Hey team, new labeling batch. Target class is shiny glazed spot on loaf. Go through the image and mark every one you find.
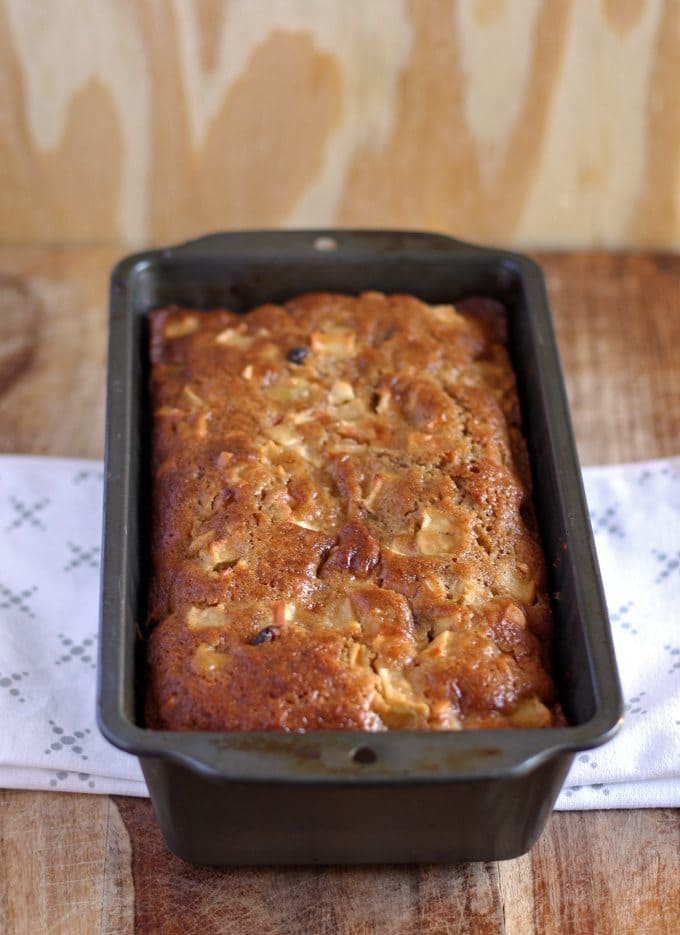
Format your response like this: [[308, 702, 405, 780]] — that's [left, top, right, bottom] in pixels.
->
[[146, 292, 562, 730]]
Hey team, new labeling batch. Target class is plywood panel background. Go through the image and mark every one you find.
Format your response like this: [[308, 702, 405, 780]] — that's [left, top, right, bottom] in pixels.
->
[[1, 0, 678, 249]]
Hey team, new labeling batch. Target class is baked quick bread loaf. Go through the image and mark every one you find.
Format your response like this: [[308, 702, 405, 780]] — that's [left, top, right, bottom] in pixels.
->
[[146, 292, 562, 730]]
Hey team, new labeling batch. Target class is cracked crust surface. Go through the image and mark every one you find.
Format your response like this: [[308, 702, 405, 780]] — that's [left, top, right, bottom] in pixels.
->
[[146, 292, 562, 730]]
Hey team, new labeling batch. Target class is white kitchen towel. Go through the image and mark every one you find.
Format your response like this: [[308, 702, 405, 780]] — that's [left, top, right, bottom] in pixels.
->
[[0, 454, 678, 808]]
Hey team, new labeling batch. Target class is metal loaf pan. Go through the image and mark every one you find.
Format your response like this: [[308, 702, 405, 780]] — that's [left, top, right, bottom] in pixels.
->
[[98, 230, 622, 865]]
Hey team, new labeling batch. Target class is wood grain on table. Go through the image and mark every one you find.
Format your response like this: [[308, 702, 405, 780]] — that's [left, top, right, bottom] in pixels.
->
[[0, 249, 678, 934]]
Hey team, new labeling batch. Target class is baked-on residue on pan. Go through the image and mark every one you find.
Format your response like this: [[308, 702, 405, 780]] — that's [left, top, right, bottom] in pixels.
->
[[146, 292, 562, 730]]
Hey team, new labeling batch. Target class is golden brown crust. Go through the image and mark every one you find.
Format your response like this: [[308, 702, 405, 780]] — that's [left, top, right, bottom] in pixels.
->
[[146, 292, 561, 731]]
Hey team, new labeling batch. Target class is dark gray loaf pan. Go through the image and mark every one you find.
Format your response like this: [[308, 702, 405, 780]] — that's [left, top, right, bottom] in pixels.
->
[[98, 230, 622, 865]]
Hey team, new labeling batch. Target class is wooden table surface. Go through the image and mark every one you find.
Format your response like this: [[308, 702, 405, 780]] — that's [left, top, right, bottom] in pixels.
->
[[0, 248, 678, 934]]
